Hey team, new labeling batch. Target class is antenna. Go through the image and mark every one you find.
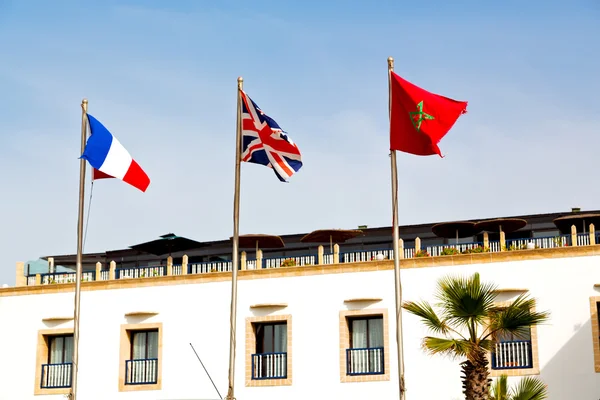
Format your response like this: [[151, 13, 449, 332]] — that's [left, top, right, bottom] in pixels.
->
[[190, 343, 223, 399]]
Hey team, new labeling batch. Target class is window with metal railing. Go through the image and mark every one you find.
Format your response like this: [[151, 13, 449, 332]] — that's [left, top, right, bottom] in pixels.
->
[[251, 322, 287, 379], [491, 330, 533, 370], [346, 316, 385, 375], [125, 330, 159, 385], [41, 335, 73, 389]]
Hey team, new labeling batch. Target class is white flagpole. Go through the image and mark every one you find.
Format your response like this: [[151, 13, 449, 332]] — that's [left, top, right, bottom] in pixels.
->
[[70, 98, 88, 400], [226, 77, 243, 400], [388, 57, 406, 400]]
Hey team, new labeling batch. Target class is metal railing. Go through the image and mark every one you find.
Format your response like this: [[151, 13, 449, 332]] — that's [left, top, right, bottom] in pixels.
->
[[125, 358, 158, 385], [491, 340, 533, 370], [264, 255, 315, 268], [39, 272, 95, 285], [188, 261, 232, 274], [342, 249, 393, 263], [116, 266, 165, 279], [346, 347, 384, 375], [41, 363, 72, 388], [577, 233, 590, 246], [427, 242, 485, 257], [251, 352, 287, 380], [506, 235, 569, 251]]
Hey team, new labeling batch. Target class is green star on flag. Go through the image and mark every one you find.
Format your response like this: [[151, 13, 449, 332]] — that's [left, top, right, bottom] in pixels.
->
[[409, 101, 435, 132]]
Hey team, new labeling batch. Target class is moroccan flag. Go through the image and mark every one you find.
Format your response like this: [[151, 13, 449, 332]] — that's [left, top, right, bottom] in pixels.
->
[[390, 71, 467, 156]]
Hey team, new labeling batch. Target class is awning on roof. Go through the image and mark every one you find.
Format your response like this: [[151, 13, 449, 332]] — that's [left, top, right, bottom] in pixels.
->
[[130, 233, 208, 256]]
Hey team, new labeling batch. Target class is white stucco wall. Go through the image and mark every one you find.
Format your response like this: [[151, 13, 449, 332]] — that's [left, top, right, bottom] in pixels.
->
[[1, 255, 600, 399]]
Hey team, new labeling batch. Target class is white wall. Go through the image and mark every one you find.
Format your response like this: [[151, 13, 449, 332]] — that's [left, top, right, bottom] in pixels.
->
[[1, 255, 600, 399]]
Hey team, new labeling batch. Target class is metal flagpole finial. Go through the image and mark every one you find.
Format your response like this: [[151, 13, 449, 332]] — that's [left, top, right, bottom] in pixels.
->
[[388, 57, 394, 70], [81, 99, 88, 109], [237, 76, 243, 89]]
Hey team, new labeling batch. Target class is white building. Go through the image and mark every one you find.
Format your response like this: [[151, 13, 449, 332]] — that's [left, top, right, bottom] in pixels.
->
[[2, 211, 600, 399]]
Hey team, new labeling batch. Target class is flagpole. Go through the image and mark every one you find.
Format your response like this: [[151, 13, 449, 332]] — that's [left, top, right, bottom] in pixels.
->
[[388, 57, 406, 400], [226, 77, 243, 400], [70, 98, 88, 400]]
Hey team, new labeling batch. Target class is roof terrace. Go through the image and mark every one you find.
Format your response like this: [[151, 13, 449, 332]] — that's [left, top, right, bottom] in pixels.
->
[[11, 208, 600, 287]]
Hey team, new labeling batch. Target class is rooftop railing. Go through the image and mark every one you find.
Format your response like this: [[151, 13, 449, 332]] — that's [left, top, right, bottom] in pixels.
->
[[20, 224, 598, 287]]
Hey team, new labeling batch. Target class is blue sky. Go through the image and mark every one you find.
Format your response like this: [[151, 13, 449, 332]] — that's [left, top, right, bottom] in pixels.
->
[[0, 0, 598, 284]]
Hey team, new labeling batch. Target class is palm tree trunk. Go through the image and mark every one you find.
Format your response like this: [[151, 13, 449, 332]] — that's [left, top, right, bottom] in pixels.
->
[[461, 349, 491, 400]]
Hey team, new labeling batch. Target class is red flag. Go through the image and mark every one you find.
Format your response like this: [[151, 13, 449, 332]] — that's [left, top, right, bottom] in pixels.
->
[[390, 71, 467, 157], [92, 168, 113, 180]]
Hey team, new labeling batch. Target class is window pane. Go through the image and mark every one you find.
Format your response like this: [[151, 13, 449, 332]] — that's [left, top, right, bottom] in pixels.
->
[[147, 331, 159, 359], [255, 325, 264, 353], [368, 318, 384, 348], [64, 336, 74, 362], [351, 319, 367, 348], [263, 325, 274, 353], [132, 332, 147, 359], [49, 337, 64, 364], [497, 327, 532, 342], [274, 324, 287, 353]]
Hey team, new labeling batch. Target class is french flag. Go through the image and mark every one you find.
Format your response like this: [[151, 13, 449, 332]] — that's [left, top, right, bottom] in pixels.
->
[[81, 114, 150, 192]]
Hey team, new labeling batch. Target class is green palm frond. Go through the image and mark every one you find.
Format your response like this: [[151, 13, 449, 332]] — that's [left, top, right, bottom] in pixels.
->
[[510, 376, 548, 400], [487, 294, 550, 340], [402, 300, 450, 335], [436, 272, 498, 330], [490, 374, 508, 400], [422, 336, 471, 358]]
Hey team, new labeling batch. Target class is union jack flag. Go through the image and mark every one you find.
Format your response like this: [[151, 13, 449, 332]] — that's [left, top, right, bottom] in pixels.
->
[[240, 90, 302, 182]]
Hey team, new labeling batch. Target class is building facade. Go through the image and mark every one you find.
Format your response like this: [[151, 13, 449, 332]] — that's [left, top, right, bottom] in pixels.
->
[[2, 211, 600, 399]]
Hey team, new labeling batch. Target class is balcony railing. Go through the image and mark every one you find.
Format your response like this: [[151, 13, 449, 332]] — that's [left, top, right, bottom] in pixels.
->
[[41, 363, 72, 388], [346, 347, 384, 375], [251, 352, 287, 380], [125, 358, 158, 385], [491, 340, 533, 370]]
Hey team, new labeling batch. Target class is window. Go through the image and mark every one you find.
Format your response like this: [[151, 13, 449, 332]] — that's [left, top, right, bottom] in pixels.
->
[[252, 322, 287, 380], [339, 309, 390, 383], [126, 330, 159, 385], [245, 315, 292, 386], [589, 298, 600, 372], [347, 317, 384, 375], [41, 335, 73, 389], [34, 329, 74, 396], [489, 297, 540, 377], [119, 323, 162, 392]]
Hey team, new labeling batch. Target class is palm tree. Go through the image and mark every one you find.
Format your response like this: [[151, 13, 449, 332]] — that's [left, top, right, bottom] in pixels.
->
[[490, 375, 548, 400], [402, 272, 549, 400]]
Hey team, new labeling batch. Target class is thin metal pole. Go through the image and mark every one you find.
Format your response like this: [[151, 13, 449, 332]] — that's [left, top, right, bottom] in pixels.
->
[[70, 98, 88, 400], [388, 57, 406, 400], [226, 77, 243, 400]]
